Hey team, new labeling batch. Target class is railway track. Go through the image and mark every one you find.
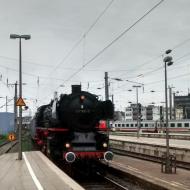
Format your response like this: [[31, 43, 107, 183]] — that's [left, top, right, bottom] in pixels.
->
[[77, 166, 146, 190], [0, 140, 9, 147], [78, 171, 130, 190], [0, 140, 18, 155], [56, 161, 145, 190]]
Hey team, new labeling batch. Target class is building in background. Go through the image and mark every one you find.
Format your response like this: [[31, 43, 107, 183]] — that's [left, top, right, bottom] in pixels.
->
[[125, 107, 133, 120], [21, 116, 32, 129], [114, 111, 125, 121], [125, 104, 160, 121], [174, 94, 190, 119], [116, 93, 190, 122], [0, 112, 15, 135]]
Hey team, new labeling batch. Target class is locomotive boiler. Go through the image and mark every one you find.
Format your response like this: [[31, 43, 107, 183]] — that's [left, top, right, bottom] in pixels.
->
[[31, 85, 114, 163]]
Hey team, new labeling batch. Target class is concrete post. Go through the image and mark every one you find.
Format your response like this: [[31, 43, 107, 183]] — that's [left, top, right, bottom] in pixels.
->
[[104, 72, 110, 131], [164, 62, 170, 173], [18, 38, 22, 160], [14, 82, 18, 132]]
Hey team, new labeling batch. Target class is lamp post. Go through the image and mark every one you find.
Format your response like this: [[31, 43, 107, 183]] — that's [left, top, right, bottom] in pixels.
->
[[132, 85, 142, 138], [163, 49, 173, 173], [10, 34, 31, 160]]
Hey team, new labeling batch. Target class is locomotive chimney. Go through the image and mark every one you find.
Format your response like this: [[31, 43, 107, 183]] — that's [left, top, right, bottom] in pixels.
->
[[72, 85, 81, 94]]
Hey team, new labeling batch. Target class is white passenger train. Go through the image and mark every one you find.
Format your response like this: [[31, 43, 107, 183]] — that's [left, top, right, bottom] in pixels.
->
[[110, 120, 190, 132]]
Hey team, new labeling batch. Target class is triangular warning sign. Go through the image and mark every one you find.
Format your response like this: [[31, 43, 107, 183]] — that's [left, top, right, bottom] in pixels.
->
[[16, 97, 26, 106]]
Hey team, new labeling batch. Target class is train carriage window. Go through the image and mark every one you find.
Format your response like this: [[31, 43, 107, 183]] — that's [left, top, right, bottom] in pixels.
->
[[185, 123, 189, 127], [135, 124, 137, 127], [126, 124, 129, 127], [122, 124, 125, 127], [164, 123, 166, 127], [115, 124, 117, 127], [118, 124, 121, 127], [140, 123, 143, 127], [170, 123, 175, 127], [145, 124, 148, 127], [177, 123, 182, 127], [131, 124, 133, 127]]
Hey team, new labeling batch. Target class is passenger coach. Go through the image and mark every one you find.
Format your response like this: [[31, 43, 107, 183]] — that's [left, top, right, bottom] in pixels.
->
[[110, 120, 190, 132]]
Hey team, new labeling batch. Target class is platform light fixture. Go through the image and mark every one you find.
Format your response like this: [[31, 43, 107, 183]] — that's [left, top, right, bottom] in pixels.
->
[[10, 34, 31, 160], [163, 49, 174, 173]]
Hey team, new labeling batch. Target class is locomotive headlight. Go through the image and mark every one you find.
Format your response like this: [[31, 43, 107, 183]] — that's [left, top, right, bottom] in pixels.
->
[[80, 95, 85, 100], [80, 95, 85, 103], [65, 143, 71, 148], [103, 143, 108, 148]]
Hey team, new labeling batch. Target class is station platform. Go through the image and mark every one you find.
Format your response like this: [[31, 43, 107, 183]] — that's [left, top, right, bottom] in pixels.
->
[[109, 135, 190, 149], [0, 151, 84, 190], [109, 135, 190, 167], [111, 154, 190, 190]]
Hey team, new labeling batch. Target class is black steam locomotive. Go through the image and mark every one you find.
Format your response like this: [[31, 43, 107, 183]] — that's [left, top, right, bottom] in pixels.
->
[[31, 85, 114, 163]]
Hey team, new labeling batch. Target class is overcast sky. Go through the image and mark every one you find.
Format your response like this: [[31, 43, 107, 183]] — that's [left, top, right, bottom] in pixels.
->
[[0, 0, 190, 114]]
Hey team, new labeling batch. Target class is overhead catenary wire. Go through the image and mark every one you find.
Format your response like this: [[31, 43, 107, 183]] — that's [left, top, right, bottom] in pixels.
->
[[2, 33, 189, 76], [8, 49, 190, 103], [37, 0, 115, 102], [145, 72, 190, 86], [5, 10, 190, 92], [110, 53, 190, 94], [172, 38, 190, 51], [36, 38, 190, 85], [116, 48, 190, 83], [40, 0, 165, 103], [0, 62, 106, 84], [84, 0, 115, 36], [0, 55, 53, 68], [2, 32, 189, 79], [117, 38, 190, 79], [57, 0, 164, 88], [12, 0, 190, 105], [0, 98, 14, 109], [94, 39, 190, 105], [114, 68, 190, 93], [39, 0, 115, 87], [115, 71, 190, 93], [131, 51, 190, 79]]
